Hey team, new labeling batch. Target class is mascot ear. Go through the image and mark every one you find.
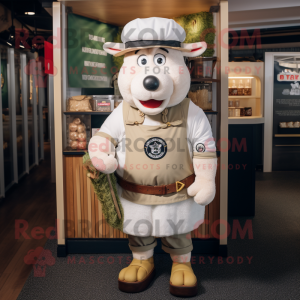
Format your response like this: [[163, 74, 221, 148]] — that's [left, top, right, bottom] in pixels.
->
[[182, 42, 207, 57], [103, 42, 125, 56]]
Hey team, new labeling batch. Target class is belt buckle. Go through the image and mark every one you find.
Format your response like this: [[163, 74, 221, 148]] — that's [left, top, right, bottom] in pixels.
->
[[176, 181, 185, 192]]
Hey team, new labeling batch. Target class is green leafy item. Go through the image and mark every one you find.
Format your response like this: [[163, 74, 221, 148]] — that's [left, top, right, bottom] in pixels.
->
[[174, 12, 215, 57], [83, 152, 124, 232]]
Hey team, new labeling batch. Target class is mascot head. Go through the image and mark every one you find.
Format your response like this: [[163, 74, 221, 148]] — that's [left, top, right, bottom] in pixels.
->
[[104, 17, 207, 115]]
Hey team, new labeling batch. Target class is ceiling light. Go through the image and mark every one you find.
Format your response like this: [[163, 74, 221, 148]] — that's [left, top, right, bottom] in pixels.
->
[[8, 25, 15, 38], [7, 17, 14, 47], [279, 62, 300, 68], [6, 34, 13, 47], [25, 12, 35, 15]]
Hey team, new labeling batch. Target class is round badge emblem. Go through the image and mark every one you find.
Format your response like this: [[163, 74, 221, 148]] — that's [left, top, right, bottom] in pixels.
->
[[144, 137, 167, 160], [196, 143, 206, 153]]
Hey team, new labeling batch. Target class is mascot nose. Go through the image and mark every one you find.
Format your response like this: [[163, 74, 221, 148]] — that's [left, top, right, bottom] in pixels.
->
[[143, 75, 159, 91]]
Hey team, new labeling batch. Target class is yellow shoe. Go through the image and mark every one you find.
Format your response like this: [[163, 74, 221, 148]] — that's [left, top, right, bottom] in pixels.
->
[[118, 257, 155, 293], [170, 262, 198, 297]]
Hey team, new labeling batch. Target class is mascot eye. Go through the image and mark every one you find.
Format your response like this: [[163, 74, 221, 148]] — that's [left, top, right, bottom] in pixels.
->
[[137, 55, 148, 66], [154, 54, 166, 66]]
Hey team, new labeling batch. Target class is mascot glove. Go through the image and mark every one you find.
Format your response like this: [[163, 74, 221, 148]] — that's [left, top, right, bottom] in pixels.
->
[[88, 135, 118, 174], [187, 157, 217, 206]]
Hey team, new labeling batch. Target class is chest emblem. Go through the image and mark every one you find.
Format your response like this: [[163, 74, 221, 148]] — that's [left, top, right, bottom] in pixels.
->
[[144, 137, 167, 160], [196, 143, 206, 153]]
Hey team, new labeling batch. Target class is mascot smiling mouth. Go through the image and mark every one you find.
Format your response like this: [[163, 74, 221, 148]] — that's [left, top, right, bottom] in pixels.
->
[[139, 99, 164, 108]]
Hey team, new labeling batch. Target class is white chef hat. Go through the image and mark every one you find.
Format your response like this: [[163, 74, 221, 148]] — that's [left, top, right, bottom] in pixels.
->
[[103, 17, 207, 57]]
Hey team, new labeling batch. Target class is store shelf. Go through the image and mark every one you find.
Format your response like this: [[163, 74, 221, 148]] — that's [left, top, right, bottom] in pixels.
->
[[275, 145, 300, 147], [274, 134, 300, 137], [277, 128, 300, 135], [204, 110, 218, 115], [64, 111, 111, 115], [191, 78, 220, 83], [228, 96, 260, 99], [228, 116, 264, 124], [63, 148, 86, 155]]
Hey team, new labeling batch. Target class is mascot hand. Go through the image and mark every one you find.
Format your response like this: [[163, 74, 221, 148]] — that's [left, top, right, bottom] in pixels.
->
[[90, 153, 118, 174], [187, 157, 217, 206], [187, 179, 216, 206], [88, 135, 118, 174]]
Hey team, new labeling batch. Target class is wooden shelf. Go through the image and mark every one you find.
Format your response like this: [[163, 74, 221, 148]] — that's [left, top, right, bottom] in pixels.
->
[[63, 0, 220, 26], [63, 148, 86, 155], [64, 111, 111, 115], [229, 115, 262, 119], [191, 78, 220, 83], [275, 134, 300, 137], [275, 145, 300, 147], [228, 96, 260, 99], [228, 116, 264, 124]]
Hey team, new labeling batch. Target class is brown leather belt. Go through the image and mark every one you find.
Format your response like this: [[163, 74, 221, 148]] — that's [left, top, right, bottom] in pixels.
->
[[116, 174, 195, 196]]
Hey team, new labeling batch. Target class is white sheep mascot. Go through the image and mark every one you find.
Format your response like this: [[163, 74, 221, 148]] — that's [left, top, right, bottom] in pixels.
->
[[88, 17, 217, 297]]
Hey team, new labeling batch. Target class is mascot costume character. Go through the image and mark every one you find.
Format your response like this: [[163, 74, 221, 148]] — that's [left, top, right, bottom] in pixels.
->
[[88, 17, 217, 297]]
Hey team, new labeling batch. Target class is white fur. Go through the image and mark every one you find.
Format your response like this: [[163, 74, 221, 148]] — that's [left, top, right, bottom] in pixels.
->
[[187, 158, 217, 206], [182, 41, 208, 57], [117, 48, 192, 115], [103, 42, 125, 56], [88, 136, 118, 174], [132, 249, 154, 260]]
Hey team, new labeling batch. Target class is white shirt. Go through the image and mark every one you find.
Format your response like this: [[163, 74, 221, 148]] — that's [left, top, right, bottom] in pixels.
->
[[97, 100, 216, 237], [99, 100, 216, 178]]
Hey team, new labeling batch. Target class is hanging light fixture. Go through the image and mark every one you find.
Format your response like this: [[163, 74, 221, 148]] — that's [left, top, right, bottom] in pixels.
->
[[9, 25, 15, 38], [31, 2, 38, 53], [6, 27, 15, 46], [18, 26, 25, 49], [7, 2, 15, 46], [6, 37, 13, 46], [277, 56, 300, 72]]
